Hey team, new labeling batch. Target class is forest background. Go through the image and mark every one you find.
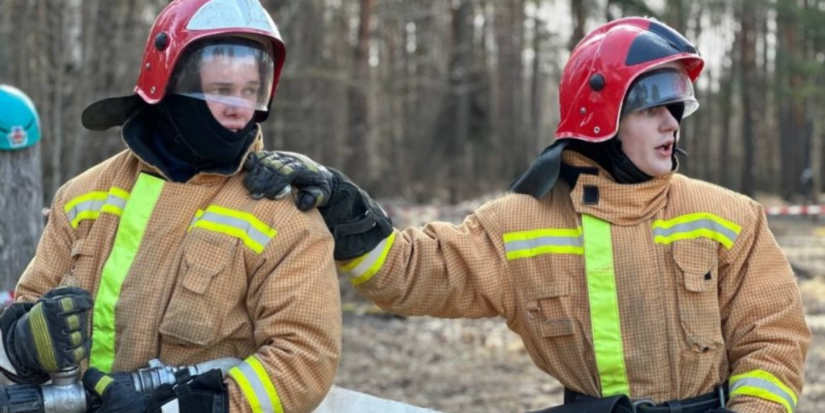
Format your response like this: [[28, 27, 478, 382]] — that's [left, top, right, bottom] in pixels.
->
[[2, 0, 824, 206]]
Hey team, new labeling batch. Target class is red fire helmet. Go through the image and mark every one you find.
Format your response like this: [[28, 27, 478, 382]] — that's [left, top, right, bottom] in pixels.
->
[[555, 17, 704, 142], [83, 0, 286, 130]]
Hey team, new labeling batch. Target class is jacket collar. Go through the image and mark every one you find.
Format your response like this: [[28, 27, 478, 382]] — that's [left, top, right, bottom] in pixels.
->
[[561, 150, 674, 226], [120, 111, 263, 186]]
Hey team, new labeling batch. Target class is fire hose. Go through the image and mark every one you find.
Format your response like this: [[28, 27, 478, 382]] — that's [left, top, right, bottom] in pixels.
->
[[0, 357, 241, 413]]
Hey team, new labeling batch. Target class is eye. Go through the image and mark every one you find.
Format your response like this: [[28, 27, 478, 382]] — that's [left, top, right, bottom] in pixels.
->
[[243, 87, 259, 96]]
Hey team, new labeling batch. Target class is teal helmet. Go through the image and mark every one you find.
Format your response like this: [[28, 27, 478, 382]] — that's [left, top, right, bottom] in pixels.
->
[[0, 85, 41, 150]]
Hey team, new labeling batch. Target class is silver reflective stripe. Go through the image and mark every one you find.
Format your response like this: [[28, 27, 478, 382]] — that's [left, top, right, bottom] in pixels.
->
[[195, 211, 272, 248], [652, 219, 738, 242], [65, 198, 106, 223], [106, 193, 128, 210], [731, 377, 796, 411], [188, 0, 280, 37], [342, 236, 390, 278], [235, 362, 275, 413], [504, 236, 583, 253], [65, 192, 128, 223]]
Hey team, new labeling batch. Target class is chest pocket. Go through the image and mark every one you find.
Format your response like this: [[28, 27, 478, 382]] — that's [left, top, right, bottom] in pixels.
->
[[526, 279, 574, 338], [159, 230, 251, 347], [673, 239, 723, 351]]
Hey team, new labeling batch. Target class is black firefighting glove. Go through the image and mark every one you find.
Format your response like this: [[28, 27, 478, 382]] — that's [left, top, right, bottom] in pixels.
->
[[0, 287, 93, 383], [242, 150, 393, 260], [320, 168, 394, 260], [243, 151, 334, 211], [84, 367, 229, 413]]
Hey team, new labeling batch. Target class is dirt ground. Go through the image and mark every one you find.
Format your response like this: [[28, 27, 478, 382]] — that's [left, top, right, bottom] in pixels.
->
[[331, 217, 825, 413]]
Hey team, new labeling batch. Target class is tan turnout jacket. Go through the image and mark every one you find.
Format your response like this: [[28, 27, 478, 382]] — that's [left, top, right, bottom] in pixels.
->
[[340, 151, 810, 413], [15, 135, 341, 413]]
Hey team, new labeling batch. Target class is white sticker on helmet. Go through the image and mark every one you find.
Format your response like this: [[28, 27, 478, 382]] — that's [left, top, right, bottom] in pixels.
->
[[188, 0, 280, 37]]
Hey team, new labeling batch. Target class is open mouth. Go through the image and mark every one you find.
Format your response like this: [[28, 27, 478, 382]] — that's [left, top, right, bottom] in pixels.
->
[[656, 142, 673, 156]]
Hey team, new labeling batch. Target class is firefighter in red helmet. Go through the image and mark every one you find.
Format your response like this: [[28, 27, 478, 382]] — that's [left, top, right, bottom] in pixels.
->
[[0, 1, 341, 413], [246, 17, 810, 413]]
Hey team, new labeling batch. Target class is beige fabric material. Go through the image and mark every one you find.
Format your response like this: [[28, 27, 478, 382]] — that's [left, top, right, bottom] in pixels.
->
[[353, 151, 810, 413], [16, 136, 341, 413]]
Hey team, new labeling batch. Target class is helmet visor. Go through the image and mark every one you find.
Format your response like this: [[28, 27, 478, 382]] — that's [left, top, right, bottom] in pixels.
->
[[169, 40, 274, 111], [622, 67, 699, 118]]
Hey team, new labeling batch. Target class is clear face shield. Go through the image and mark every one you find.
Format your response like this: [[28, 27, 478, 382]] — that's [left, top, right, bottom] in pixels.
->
[[621, 67, 699, 119], [168, 38, 275, 112]]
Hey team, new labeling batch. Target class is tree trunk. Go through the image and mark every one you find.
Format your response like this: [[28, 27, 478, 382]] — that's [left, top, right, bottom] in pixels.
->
[[568, 0, 586, 51], [344, 0, 373, 186], [448, 0, 473, 203], [739, 0, 757, 196], [0, 146, 44, 292]]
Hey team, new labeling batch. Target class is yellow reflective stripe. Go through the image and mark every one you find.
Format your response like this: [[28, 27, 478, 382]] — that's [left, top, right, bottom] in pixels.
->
[[228, 355, 283, 413], [69, 211, 102, 228], [188, 206, 277, 254], [652, 213, 742, 249], [502, 227, 582, 242], [64, 191, 107, 213], [503, 227, 584, 259], [730, 369, 797, 413], [338, 253, 369, 273], [64, 188, 130, 228], [90, 174, 164, 372], [94, 375, 114, 396], [229, 368, 263, 413], [247, 357, 282, 413], [653, 213, 741, 233], [206, 205, 277, 239], [338, 232, 397, 286], [582, 215, 629, 397]]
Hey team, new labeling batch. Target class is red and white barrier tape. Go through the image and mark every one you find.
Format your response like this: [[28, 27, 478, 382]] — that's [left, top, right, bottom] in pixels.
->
[[765, 205, 824, 216]]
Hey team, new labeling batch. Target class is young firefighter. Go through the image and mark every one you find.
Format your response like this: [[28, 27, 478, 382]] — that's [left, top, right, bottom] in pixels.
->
[[0, 1, 341, 412], [244, 17, 810, 413]]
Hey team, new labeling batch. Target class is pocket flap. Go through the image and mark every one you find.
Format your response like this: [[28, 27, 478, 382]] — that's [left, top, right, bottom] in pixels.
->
[[541, 319, 574, 337], [673, 240, 717, 293], [673, 240, 717, 275], [182, 232, 235, 294]]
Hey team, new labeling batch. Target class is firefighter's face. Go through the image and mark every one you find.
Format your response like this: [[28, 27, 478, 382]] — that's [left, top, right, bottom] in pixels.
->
[[199, 55, 261, 132], [617, 104, 680, 177]]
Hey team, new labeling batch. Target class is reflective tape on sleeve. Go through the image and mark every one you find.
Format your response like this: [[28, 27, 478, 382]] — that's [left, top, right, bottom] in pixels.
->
[[337, 232, 397, 286], [730, 369, 797, 413], [228, 355, 283, 413]]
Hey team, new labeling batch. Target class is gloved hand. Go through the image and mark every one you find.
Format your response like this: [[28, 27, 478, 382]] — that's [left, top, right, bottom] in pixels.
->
[[0, 287, 93, 383], [84, 368, 175, 413], [242, 150, 393, 260], [243, 151, 335, 211], [84, 367, 229, 413]]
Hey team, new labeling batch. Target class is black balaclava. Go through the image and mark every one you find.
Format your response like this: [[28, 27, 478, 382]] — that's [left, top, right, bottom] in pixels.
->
[[566, 102, 685, 184], [156, 94, 258, 170]]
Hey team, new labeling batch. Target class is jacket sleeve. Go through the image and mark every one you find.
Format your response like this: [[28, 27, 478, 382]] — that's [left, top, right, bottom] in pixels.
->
[[15, 185, 74, 302], [718, 202, 811, 413], [340, 199, 516, 320], [0, 186, 74, 380], [225, 210, 341, 413]]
